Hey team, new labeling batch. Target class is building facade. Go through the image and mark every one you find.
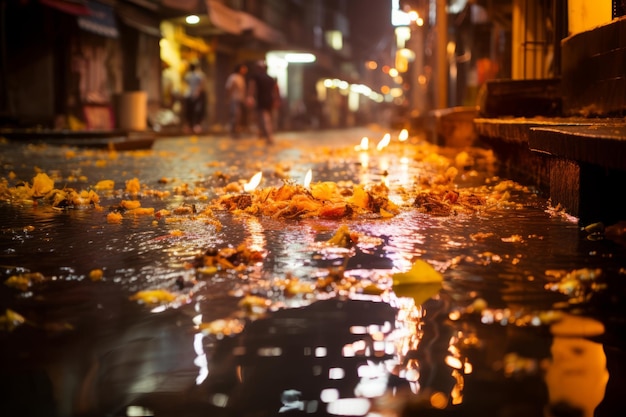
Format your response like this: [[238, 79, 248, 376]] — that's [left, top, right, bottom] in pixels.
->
[[0, 0, 396, 133]]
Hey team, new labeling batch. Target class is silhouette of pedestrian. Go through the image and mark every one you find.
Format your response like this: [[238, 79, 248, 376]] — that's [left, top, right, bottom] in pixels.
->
[[247, 61, 279, 144], [225, 63, 248, 137], [183, 62, 206, 134]]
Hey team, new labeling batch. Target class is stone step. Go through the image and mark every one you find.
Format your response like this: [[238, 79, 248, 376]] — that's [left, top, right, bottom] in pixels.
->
[[529, 124, 626, 171], [474, 117, 626, 225]]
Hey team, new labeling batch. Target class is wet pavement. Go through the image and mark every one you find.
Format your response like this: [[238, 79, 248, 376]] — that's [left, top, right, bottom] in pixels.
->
[[0, 127, 625, 417]]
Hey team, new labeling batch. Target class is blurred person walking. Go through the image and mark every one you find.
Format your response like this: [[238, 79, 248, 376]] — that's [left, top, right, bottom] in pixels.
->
[[225, 63, 248, 137], [183, 62, 207, 134], [247, 61, 279, 144]]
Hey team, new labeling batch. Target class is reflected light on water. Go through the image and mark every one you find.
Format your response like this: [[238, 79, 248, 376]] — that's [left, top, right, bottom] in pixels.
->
[[193, 332, 209, 384], [546, 315, 608, 417], [280, 389, 305, 412], [444, 355, 463, 370], [378, 156, 389, 174], [126, 406, 154, 416], [375, 153, 391, 189], [430, 391, 449, 409], [390, 156, 412, 198], [358, 150, 371, 185], [243, 216, 266, 253], [321, 388, 340, 402], [355, 361, 388, 398], [359, 151, 369, 170], [210, 393, 229, 407], [327, 397, 371, 415], [328, 367, 345, 379]]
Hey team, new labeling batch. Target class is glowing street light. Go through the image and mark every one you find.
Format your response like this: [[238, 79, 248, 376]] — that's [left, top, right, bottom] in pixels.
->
[[185, 15, 200, 24]]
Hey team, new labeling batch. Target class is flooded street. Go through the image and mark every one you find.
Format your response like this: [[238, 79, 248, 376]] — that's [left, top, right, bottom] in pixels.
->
[[1, 127, 625, 417]]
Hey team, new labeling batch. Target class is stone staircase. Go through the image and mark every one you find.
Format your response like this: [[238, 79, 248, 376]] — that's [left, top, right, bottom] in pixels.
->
[[474, 16, 626, 226]]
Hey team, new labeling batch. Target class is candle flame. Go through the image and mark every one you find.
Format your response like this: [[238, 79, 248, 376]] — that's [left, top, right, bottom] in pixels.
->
[[399, 129, 409, 142], [304, 169, 312, 188], [243, 171, 263, 192], [377, 133, 391, 151], [354, 136, 369, 151]]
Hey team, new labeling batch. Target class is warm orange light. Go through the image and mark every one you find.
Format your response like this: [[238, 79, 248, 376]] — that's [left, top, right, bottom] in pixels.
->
[[377, 133, 391, 151], [430, 391, 449, 409], [355, 136, 369, 151], [366, 60, 378, 70], [445, 355, 463, 370], [381, 85, 390, 94], [399, 128, 409, 141], [243, 171, 263, 192], [304, 169, 312, 188]]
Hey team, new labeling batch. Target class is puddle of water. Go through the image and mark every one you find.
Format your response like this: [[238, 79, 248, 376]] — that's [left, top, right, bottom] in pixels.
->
[[1, 131, 624, 417]]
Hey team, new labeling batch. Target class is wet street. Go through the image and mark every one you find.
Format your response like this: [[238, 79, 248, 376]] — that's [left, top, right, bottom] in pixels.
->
[[1, 126, 625, 417]]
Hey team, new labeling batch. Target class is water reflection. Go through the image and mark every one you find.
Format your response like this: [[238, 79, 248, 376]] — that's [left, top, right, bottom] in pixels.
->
[[1, 130, 625, 416], [546, 315, 608, 417], [197, 297, 405, 416]]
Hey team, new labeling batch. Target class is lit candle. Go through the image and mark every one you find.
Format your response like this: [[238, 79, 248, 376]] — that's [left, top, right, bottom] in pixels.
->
[[354, 136, 369, 152], [243, 171, 263, 192], [376, 133, 390, 151]]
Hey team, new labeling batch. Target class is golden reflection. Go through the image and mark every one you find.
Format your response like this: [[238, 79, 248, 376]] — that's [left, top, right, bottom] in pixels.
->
[[243, 216, 266, 253], [444, 329, 472, 406], [358, 151, 370, 169], [546, 314, 608, 417], [399, 128, 409, 142], [354, 136, 371, 183], [379, 155, 389, 173], [378, 155, 391, 189], [450, 369, 464, 405], [444, 355, 463, 370], [430, 391, 449, 408]]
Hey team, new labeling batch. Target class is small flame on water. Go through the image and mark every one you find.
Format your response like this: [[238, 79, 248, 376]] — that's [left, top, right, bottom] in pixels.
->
[[354, 136, 369, 151], [399, 129, 408, 142], [243, 171, 263, 192], [377, 133, 391, 151], [304, 169, 312, 188]]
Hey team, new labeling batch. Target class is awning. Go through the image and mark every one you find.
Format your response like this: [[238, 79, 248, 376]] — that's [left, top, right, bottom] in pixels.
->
[[40, 0, 90, 15], [205, 0, 285, 44], [78, 0, 119, 38], [116, 2, 161, 37], [239, 12, 285, 45], [206, 0, 242, 35], [161, 0, 200, 13]]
